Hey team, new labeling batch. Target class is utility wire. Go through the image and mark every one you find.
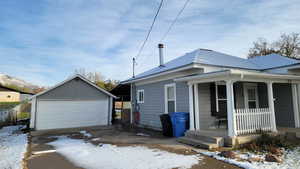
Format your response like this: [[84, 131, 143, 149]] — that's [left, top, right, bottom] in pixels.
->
[[160, 0, 191, 42], [134, 0, 164, 61]]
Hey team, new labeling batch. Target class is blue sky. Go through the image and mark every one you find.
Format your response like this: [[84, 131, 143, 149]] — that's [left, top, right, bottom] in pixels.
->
[[0, 0, 300, 86]]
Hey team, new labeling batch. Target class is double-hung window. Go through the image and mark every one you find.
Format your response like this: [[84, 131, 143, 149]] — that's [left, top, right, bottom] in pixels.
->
[[244, 83, 258, 109], [165, 83, 176, 113], [137, 89, 144, 103], [215, 82, 227, 114]]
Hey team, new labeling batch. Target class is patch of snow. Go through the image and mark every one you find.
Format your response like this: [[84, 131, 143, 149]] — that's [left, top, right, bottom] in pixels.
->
[[91, 138, 101, 141], [79, 130, 92, 138], [202, 148, 300, 169], [48, 136, 200, 169], [0, 125, 28, 169], [136, 133, 150, 137]]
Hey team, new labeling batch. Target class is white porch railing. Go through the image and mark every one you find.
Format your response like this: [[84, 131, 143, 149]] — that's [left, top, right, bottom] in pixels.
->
[[235, 108, 273, 135], [0, 105, 20, 126]]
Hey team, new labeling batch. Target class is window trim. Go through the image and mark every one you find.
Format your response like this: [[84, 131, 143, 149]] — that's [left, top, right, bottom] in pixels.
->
[[243, 83, 259, 109], [164, 83, 176, 114], [137, 89, 144, 103], [215, 82, 227, 112]]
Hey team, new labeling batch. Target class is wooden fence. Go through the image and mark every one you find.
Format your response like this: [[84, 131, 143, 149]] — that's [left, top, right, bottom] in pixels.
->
[[235, 108, 273, 135], [0, 105, 20, 126]]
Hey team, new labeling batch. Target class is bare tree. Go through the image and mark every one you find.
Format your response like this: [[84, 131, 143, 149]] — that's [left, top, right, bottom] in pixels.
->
[[74, 68, 105, 83], [248, 32, 300, 59], [248, 38, 279, 58], [276, 33, 300, 58]]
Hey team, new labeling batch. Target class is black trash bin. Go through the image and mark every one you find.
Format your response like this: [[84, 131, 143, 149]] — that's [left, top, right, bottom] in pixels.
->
[[160, 114, 173, 137]]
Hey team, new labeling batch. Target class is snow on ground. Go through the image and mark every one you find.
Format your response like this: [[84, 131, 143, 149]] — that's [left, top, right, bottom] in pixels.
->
[[48, 136, 201, 169], [0, 125, 28, 169], [202, 148, 300, 169], [79, 130, 92, 138]]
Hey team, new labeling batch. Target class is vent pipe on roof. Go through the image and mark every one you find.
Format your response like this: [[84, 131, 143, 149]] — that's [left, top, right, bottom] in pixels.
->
[[158, 43, 164, 67]]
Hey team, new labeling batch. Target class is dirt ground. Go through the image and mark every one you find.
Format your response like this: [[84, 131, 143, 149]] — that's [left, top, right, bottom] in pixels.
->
[[25, 126, 241, 169]]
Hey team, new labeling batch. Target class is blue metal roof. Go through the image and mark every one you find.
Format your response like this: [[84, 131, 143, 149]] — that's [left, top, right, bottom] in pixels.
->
[[247, 53, 299, 69], [124, 49, 300, 82]]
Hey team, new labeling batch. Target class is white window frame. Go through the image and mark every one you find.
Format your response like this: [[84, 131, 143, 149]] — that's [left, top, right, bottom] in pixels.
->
[[215, 82, 227, 112], [243, 83, 259, 109], [164, 83, 176, 114], [137, 89, 144, 103]]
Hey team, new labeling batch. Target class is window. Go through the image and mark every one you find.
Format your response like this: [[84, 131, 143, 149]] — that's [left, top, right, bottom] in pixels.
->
[[215, 82, 227, 113], [165, 83, 176, 113], [244, 84, 258, 109], [137, 90, 144, 103], [7, 95, 11, 98]]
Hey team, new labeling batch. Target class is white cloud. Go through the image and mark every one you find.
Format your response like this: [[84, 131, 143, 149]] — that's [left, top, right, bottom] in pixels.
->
[[0, 0, 299, 86]]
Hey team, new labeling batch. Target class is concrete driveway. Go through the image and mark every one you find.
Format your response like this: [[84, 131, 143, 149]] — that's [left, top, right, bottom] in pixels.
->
[[25, 126, 241, 169]]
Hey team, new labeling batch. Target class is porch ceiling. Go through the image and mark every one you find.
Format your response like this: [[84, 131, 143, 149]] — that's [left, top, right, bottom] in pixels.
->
[[174, 69, 300, 84]]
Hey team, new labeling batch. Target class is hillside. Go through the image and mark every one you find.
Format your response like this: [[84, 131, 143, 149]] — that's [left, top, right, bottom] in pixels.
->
[[0, 73, 39, 93]]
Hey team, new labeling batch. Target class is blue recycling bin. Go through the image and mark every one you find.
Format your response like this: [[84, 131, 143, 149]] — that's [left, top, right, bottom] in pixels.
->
[[169, 112, 189, 137]]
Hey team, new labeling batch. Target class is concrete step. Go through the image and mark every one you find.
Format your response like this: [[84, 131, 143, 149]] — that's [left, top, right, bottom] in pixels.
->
[[185, 130, 224, 147], [177, 137, 219, 150], [296, 132, 300, 139]]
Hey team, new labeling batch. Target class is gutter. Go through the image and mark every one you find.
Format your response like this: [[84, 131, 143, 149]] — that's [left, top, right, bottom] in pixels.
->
[[121, 63, 198, 84], [175, 69, 300, 82]]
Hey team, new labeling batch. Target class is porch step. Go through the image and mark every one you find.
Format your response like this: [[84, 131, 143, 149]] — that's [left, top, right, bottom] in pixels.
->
[[184, 130, 224, 147], [177, 137, 219, 150]]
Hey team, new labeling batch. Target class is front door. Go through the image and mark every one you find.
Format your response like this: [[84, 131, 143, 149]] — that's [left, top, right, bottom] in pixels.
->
[[244, 83, 259, 109], [273, 83, 295, 127]]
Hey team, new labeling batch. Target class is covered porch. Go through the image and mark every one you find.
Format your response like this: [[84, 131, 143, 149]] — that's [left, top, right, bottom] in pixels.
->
[[176, 70, 300, 138]]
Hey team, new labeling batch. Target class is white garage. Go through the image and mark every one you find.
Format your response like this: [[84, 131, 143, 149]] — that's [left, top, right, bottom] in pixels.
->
[[30, 74, 116, 130]]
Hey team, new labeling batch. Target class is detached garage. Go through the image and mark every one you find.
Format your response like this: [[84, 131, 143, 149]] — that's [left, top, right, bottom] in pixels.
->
[[30, 74, 117, 130]]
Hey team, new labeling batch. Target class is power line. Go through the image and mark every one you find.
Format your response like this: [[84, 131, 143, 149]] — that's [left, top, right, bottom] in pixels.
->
[[134, 0, 164, 61], [160, 0, 191, 42]]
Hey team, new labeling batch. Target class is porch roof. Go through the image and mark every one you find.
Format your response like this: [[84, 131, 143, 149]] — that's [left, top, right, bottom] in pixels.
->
[[174, 69, 300, 84]]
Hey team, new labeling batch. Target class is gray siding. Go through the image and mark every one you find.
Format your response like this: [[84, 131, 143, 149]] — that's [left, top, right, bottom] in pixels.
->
[[38, 78, 108, 100], [273, 83, 295, 127], [134, 80, 189, 129], [198, 83, 215, 129], [176, 82, 189, 112]]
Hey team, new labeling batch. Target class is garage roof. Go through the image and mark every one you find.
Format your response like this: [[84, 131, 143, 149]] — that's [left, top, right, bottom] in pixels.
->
[[31, 74, 117, 99]]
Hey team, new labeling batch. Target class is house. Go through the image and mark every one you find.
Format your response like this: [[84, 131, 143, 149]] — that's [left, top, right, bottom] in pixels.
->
[[0, 84, 34, 102], [122, 44, 300, 148], [30, 74, 117, 130]]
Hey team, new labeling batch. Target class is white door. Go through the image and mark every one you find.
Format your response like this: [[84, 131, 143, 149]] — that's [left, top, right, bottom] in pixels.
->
[[36, 100, 109, 130]]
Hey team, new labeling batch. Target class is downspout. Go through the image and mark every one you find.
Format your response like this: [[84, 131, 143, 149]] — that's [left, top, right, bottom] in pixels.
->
[[130, 83, 133, 124], [34, 98, 37, 130]]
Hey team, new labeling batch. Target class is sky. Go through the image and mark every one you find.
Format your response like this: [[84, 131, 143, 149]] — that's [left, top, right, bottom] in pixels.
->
[[0, 0, 300, 86]]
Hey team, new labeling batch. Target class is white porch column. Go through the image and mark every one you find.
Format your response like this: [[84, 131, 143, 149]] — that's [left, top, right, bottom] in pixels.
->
[[226, 80, 236, 137], [194, 84, 200, 130], [188, 84, 195, 130], [267, 82, 277, 132], [292, 84, 300, 128]]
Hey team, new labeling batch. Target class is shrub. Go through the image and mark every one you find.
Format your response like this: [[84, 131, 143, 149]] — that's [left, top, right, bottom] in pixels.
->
[[17, 112, 30, 120], [241, 133, 296, 153]]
